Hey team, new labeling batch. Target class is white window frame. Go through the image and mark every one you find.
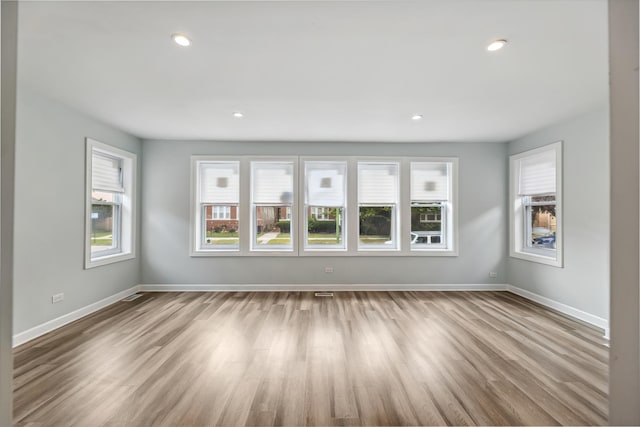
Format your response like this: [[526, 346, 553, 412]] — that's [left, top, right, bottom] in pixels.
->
[[357, 160, 401, 252], [411, 202, 447, 249], [249, 158, 298, 254], [190, 155, 458, 257], [91, 187, 122, 257], [408, 159, 458, 255], [191, 157, 242, 255], [211, 205, 232, 220], [85, 138, 136, 269], [301, 158, 348, 253], [509, 141, 563, 267]]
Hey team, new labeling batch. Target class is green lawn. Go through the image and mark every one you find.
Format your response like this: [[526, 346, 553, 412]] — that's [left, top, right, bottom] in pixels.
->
[[91, 231, 113, 246], [256, 232, 291, 245], [264, 238, 291, 245], [206, 231, 239, 238], [308, 233, 342, 245], [359, 235, 390, 244], [204, 231, 240, 245]]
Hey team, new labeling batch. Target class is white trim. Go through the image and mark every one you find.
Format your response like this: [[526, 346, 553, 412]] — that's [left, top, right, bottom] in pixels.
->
[[85, 138, 137, 269], [140, 283, 607, 337], [507, 285, 609, 338], [12, 284, 609, 348], [12, 285, 141, 347], [248, 156, 299, 255], [509, 141, 563, 267], [191, 155, 458, 257], [140, 283, 509, 292]]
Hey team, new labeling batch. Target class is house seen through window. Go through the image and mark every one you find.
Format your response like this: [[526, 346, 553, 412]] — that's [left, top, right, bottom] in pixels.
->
[[191, 156, 457, 256]]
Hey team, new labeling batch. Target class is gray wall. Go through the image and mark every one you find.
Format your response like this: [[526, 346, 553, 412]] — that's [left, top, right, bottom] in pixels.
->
[[141, 140, 507, 285], [506, 108, 609, 320], [608, 0, 639, 423], [1, 2, 18, 423], [13, 87, 142, 334]]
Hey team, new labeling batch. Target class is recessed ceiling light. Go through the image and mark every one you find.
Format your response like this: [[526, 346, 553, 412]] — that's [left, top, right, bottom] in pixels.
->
[[411, 114, 423, 121], [232, 112, 244, 118], [172, 33, 191, 47], [487, 39, 507, 52]]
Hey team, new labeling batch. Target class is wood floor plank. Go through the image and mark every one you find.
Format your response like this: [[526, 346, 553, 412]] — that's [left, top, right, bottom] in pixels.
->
[[13, 291, 608, 426]]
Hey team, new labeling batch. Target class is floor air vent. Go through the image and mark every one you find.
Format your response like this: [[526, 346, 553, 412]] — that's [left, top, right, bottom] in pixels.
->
[[121, 294, 143, 302], [314, 292, 334, 297]]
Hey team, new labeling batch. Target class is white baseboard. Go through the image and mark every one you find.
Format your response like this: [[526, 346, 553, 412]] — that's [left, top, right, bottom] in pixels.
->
[[140, 283, 610, 337], [13, 283, 609, 347], [12, 285, 141, 347], [139, 283, 510, 292], [507, 285, 609, 338]]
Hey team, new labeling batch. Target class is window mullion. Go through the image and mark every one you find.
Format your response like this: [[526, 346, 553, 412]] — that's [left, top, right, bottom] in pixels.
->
[[400, 158, 411, 254]]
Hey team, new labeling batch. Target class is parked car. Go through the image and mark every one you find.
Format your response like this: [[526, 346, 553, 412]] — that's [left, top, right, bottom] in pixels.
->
[[532, 232, 555, 248], [386, 231, 442, 245]]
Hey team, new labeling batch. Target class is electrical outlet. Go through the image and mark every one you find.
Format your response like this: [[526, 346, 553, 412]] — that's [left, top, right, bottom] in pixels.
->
[[52, 293, 64, 304], [489, 272, 498, 278], [324, 267, 334, 273]]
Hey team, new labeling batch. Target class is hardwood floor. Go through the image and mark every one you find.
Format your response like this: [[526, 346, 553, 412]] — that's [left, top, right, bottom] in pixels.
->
[[13, 291, 608, 426]]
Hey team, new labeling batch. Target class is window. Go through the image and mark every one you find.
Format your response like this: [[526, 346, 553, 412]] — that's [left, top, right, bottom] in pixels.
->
[[311, 207, 330, 221], [197, 161, 240, 250], [251, 161, 295, 251], [358, 162, 399, 250], [509, 142, 563, 267], [410, 162, 454, 251], [420, 212, 441, 223], [304, 161, 347, 250], [283, 207, 291, 221], [211, 205, 232, 220], [85, 139, 136, 268], [191, 156, 457, 257]]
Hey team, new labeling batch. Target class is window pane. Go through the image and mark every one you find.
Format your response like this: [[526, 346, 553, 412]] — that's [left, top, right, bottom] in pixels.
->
[[92, 152, 123, 193], [528, 196, 557, 249], [90, 203, 117, 254], [359, 206, 394, 247], [410, 162, 449, 201], [92, 191, 118, 203], [307, 207, 344, 247], [518, 151, 556, 195], [255, 206, 292, 248], [306, 161, 347, 206], [200, 162, 240, 204], [204, 205, 239, 246], [252, 162, 294, 204], [358, 163, 399, 204], [411, 205, 444, 246]]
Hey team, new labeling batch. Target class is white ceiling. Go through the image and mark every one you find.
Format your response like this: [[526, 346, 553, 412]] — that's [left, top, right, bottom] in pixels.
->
[[17, 0, 608, 143]]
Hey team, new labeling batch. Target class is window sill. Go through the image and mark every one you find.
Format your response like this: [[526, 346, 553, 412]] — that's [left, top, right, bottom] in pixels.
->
[[190, 250, 458, 257], [510, 249, 563, 267], [85, 251, 135, 269]]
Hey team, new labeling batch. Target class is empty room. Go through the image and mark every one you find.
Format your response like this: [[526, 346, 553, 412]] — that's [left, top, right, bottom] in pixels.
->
[[1, 0, 639, 426]]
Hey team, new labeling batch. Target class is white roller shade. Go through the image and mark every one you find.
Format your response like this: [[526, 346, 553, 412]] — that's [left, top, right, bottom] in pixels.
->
[[252, 162, 294, 204], [411, 162, 450, 201], [92, 151, 123, 193], [200, 162, 240, 203], [358, 162, 398, 204], [305, 161, 346, 207], [518, 150, 556, 195]]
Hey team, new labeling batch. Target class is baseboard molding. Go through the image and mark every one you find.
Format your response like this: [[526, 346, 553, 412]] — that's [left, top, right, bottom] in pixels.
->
[[13, 282, 609, 347], [139, 283, 510, 292], [12, 285, 141, 347], [507, 285, 609, 338]]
